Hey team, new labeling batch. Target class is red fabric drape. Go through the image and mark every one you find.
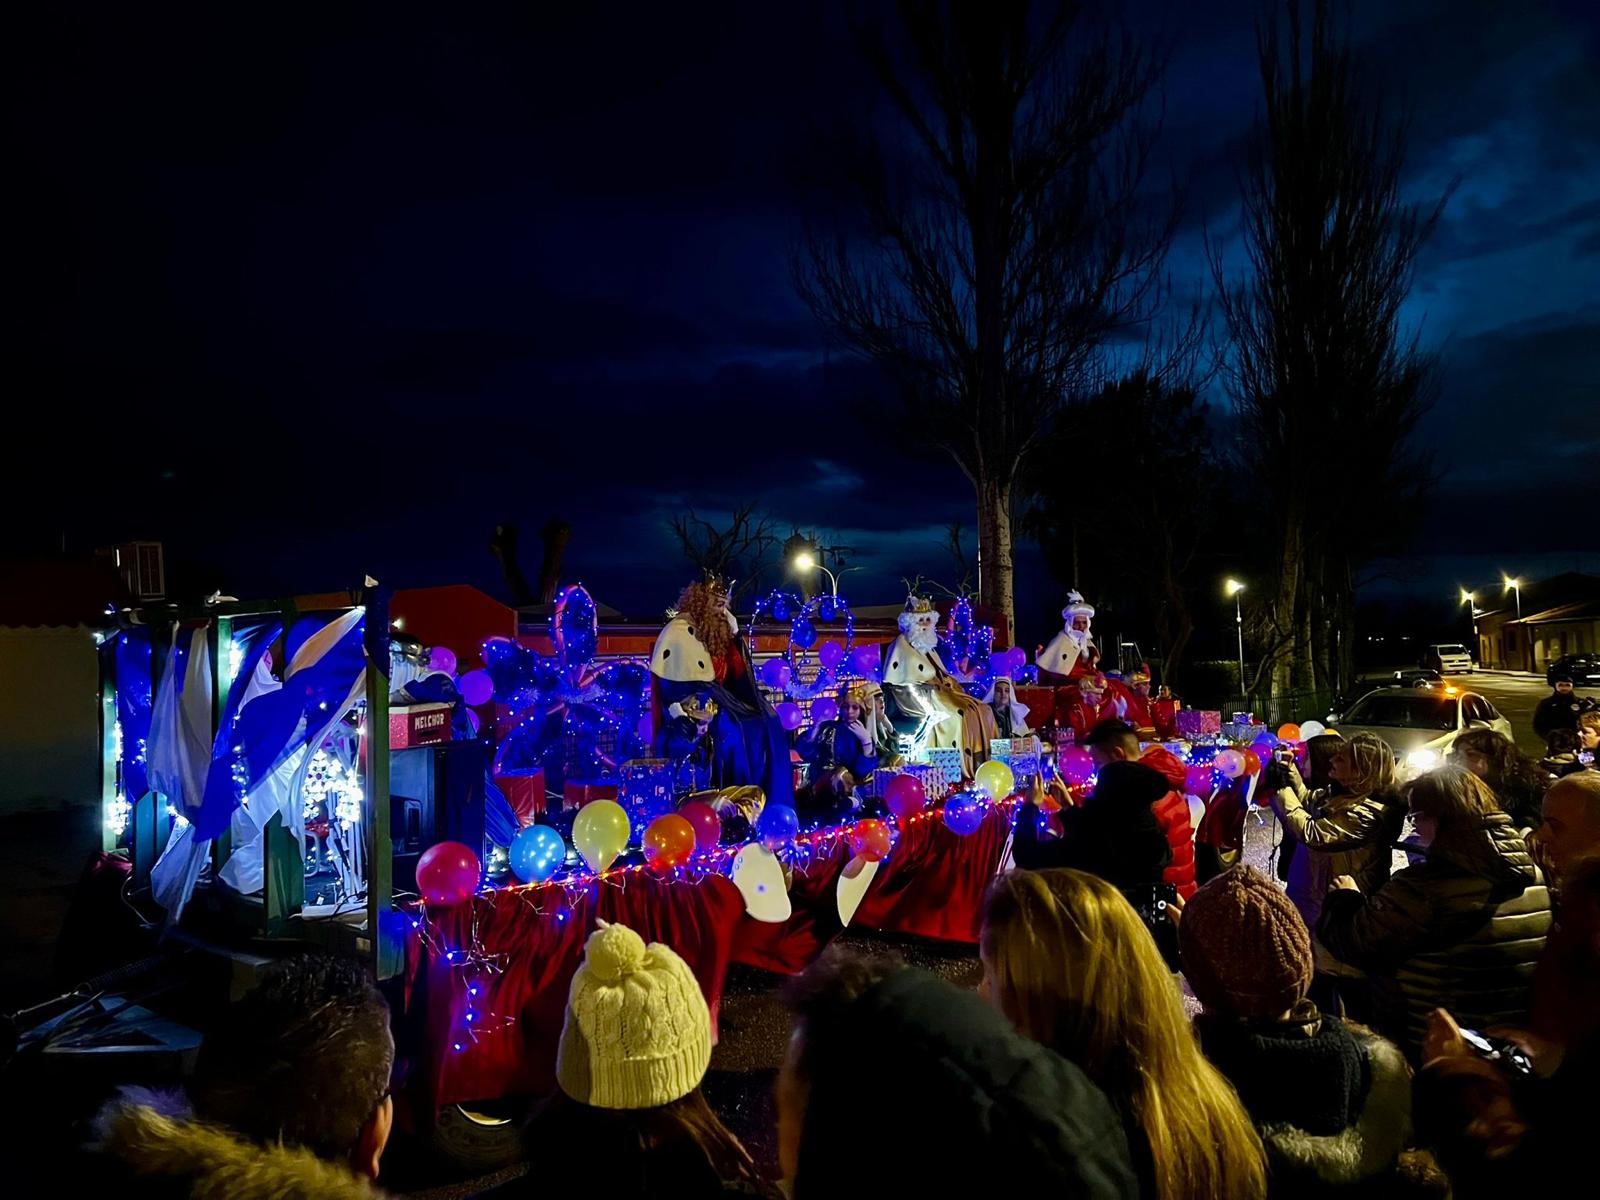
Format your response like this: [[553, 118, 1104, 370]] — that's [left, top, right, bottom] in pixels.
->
[[402, 807, 1015, 1111]]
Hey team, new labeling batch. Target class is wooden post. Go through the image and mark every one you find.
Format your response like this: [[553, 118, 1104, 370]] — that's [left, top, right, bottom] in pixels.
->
[[99, 637, 120, 854]]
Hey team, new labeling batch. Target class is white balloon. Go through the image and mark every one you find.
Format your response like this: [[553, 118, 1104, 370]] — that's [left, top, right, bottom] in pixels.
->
[[836, 856, 880, 926], [731, 843, 791, 923], [1299, 720, 1326, 739]]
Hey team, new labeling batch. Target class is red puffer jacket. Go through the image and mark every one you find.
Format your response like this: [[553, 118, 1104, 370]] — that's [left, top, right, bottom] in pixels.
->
[[1140, 746, 1198, 899]]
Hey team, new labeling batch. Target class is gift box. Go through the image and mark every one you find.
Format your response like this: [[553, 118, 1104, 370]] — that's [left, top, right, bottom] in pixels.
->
[[566, 782, 618, 808], [388, 702, 453, 749], [869, 763, 949, 803], [619, 758, 674, 824], [1231, 712, 1255, 726], [990, 738, 1013, 763], [924, 747, 963, 786], [494, 770, 547, 823], [1221, 722, 1259, 745], [1174, 710, 1222, 738]]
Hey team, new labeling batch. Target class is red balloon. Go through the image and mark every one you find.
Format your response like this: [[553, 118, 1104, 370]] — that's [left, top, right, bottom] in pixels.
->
[[1241, 748, 1263, 776], [1184, 763, 1214, 796], [416, 841, 481, 907], [678, 800, 722, 851], [884, 773, 927, 822], [848, 818, 891, 862], [643, 813, 696, 870], [1059, 746, 1095, 785]]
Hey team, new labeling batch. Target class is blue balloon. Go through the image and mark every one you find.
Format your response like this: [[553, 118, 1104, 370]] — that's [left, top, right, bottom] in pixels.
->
[[772, 597, 790, 622], [792, 619, 818, 650], [509, 824, 566, 884], [818, 595, 837, 622], [943, 791, 986, 836], [757, 803, 799, 849]]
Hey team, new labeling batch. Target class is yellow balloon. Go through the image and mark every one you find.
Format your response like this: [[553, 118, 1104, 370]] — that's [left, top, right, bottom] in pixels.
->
[[572, 799, 631, 873], [973, 759, 1016, 802]]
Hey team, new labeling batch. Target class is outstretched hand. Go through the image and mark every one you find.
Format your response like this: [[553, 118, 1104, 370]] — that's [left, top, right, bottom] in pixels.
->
[[1165, 890, 1186, 927]]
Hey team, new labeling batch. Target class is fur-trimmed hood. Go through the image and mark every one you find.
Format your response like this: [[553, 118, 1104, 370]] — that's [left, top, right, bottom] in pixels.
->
[[1262, 1031, 1413, 1189], [93, 1088, 383, 1200]]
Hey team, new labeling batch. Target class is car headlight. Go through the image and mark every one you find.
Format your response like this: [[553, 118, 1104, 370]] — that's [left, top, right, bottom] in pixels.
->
[[1406, 749, 1440, 772]]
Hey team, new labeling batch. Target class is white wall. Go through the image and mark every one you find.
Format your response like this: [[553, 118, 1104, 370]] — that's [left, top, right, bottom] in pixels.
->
[[0, 626, 100, 813]]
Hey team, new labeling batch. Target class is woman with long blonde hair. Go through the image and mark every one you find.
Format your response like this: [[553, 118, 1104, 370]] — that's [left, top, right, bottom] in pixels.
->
[[982, 868, 1267, 1200]]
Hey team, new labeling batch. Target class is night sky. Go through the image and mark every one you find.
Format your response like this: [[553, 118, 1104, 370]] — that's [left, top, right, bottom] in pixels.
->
[[9, 1, 1598, 635]]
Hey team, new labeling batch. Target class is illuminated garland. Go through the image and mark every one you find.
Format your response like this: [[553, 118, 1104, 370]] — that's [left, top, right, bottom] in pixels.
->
[[749, 589, 859, 700]]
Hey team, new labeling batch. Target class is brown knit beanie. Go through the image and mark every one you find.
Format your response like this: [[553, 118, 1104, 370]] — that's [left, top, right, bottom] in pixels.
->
[[1179, 865, 1314, 1020]]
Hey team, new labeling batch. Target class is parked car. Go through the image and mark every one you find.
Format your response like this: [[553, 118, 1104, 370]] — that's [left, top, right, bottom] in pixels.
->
[[1546, 653, 1600, 687], [1328, 686, 1513, 776], [1422, 643, 1475, 674]]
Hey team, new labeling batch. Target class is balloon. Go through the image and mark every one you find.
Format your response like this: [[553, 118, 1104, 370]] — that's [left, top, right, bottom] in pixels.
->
[[884, 773, 927, 822], [810, 696, 839, 725], [792, 619, 818, 650], [851, 644, 881, 677], [760, 658, 793, 690], [973, 759, 1016, 802], [1241, 748, 1263, 776], [1185, 763, 1215, 796], [1215, 748, 1247, 779], [427, 646, 457, 675], [818, 595, 838, 622], [1007, 647, 1028, 675], [571, 799, 630, 873], [1277, 723, 1302, 741], [757, 803, 799, 849], [848, 818, 891, 862], [458, 669, 494, 706], [508, 825, 565, 884], [776, 702, 803, 731], [416, 841, 480, 906], [678, 800, 722, 851], [818, 640, 845, 670], [1299, 720, 1326, 739], [465, 709, 481, 735], [643, 813, 696, 870], [943, 791, 986, 836], [1059, 746, 1095, 785]]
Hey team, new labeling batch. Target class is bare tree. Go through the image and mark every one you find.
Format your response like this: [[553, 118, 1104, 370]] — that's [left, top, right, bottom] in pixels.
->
[[794, 1, 1180, 635], [1214, 0, 1443, 702], [668, 504, 780, 602]]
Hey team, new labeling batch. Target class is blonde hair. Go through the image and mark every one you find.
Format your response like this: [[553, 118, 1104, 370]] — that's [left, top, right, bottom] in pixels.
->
[[1338, 731, 1399, 798], [981, 870, 1266, 1200]]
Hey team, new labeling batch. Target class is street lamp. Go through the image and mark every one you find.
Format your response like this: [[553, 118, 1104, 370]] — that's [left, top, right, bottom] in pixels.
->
[[1461, 589, 1480, 649], [1503, 576, 1522, 620], [790, 548, 839, 598], [1225, 579, 1246, 701]]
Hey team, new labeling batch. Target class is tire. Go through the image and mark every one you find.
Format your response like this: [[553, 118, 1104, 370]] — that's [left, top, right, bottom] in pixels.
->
[[421, 1100, 531, 1173]]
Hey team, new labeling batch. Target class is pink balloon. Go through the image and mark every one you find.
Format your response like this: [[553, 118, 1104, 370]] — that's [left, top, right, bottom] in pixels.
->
[[416, 840, 480, 907], [458, 669, 494, 706], [678, 800, 722, 851], [884, 773, 927, 822], [776, 701, 803, 731], [810, 696, 839, 725], [851, 644, 881, 677], [1059, 746, 1095, 786], [818, 640, 845, 670], [428, 645, 458, 675]]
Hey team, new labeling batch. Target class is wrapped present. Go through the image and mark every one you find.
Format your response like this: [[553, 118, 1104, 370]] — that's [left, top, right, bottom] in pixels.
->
[[1175, 710, 1222, 739], [619, 758, 674, 824], [924, 747, 963, 786], [1221, 722, 1259, 745], [990, 738, 1014, 763], [1231, 712, 1255, 726], [871, 762, 949, 803], [1010, 736, 1042, 758], [566, 782, 618, 808]]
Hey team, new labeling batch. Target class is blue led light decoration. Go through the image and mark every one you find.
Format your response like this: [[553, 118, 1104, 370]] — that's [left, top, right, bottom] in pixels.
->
[[484, 584, 649, 790], [749, 589, 858, 700], [938, 595, 997, 698]]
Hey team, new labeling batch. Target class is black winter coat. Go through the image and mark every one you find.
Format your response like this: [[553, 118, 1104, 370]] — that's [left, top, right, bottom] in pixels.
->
[[1013, 760, 1172, 890], [1317, 812, 1551, 1059], [1532, 691, 1584, 740]]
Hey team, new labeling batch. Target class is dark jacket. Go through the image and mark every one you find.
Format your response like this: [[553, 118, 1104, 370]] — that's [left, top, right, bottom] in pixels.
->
[[794, 966, 1138, 1198], [795, 718, 876, 777], [1532, 690, 1583, 740], [1197, 1010, 1420, 1199], [90, 1088, 384, 1200], [1317, 812, 1551, 1058], [1014, 760, 1172, 890]]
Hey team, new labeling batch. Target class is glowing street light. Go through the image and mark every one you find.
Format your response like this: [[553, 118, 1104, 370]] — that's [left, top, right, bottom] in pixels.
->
[[1503, 576, 1522, 620], [790, 548, 839, 598], [1225, 579, 1246, 701]]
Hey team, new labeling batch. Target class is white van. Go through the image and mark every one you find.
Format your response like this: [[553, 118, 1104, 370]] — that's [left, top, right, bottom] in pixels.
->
[[1423, 643, 1474, 675]]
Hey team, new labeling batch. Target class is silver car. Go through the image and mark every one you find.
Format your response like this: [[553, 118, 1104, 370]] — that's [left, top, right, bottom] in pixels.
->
[[1328, 686, 1514, 776]]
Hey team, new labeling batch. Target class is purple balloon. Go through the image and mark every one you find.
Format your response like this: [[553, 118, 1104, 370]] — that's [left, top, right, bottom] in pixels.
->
[[851, 644, 881, 677], [943, 791, 986, 836], [761, 658, 793, 690], [811, 697, 839, 725], [776, 701, 803, 731], [817, 640, 845, 670], [458, 669, 495, 707], [481, 636, 516, 666], [428, 645, 458, 675]]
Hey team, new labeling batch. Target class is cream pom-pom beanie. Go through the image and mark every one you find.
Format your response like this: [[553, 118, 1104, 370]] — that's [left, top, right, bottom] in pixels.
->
[[556, 920, 713, 1110]]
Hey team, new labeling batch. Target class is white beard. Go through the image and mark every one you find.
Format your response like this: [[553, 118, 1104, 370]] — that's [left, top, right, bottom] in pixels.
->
[[907, 626, 939, 654], [1065, 627, 1091, 649]]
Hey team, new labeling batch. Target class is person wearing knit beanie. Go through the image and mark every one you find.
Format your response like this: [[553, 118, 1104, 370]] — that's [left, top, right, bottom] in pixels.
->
[[1179, 865, 1314, 1020], [556, 920, 713, 1110]]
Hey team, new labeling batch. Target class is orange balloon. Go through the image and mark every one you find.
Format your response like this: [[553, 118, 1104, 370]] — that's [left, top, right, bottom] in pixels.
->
[[1277, 723, 1302, 741], [643, 813, 696, 870], [848, 818, 892, 863], [1242, 748, 1263, 776]]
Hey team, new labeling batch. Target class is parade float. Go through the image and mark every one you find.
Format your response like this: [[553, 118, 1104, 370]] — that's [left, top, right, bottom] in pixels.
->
[[97, 577, 1322, 1116]]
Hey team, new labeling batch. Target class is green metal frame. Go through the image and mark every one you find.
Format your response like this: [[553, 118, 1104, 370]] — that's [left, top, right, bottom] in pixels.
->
[[98, 587, 400, 978]]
